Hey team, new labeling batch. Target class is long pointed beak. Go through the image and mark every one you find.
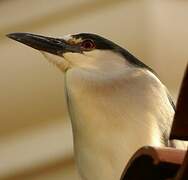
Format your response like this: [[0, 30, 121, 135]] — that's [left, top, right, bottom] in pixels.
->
[[6, 32, 78, 55]]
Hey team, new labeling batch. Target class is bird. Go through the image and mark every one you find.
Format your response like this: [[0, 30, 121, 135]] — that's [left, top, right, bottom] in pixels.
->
[[7, 32, 186, 180]]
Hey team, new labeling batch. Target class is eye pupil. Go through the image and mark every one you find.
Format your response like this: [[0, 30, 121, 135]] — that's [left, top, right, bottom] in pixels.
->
[[82, 39, 95, 50]]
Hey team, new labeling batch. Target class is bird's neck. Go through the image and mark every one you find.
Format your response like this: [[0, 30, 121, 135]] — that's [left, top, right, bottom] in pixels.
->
[[64, 67, 173, 180]]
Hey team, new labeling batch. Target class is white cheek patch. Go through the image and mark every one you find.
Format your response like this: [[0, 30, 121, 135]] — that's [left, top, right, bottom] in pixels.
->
[[84, 49, 130, 67], [63, 52, 97, 69], [83, 49, 101, 58], [63, 49, 131, 72], [63, 49, 130, 72], [63, 52, 91, 63]]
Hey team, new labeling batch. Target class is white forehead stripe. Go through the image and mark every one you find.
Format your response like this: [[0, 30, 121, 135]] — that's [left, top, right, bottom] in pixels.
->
[[62, 34, 72, 41], [62, 34, 82, 44]]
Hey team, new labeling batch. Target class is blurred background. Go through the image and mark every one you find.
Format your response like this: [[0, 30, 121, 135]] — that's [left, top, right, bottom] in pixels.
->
[[0, 0, 187, 179]]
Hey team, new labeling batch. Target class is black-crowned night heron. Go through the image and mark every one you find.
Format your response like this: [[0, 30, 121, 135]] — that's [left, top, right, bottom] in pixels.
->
[[7, 32, 186, 180]]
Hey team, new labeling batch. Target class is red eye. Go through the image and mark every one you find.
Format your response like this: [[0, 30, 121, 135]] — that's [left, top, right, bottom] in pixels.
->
[[81, 39, 95, 50]]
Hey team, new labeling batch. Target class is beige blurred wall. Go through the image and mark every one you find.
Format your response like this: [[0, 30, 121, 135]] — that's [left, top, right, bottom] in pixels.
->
[[0, 0, 187, 179]]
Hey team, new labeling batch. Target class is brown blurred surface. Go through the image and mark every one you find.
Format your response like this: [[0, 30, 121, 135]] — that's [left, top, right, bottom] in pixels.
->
[[0, 0, 188, 179]]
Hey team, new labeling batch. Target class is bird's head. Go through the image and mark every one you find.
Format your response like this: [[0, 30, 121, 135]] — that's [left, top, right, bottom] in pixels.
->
[[7, 32, 151, 73]]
